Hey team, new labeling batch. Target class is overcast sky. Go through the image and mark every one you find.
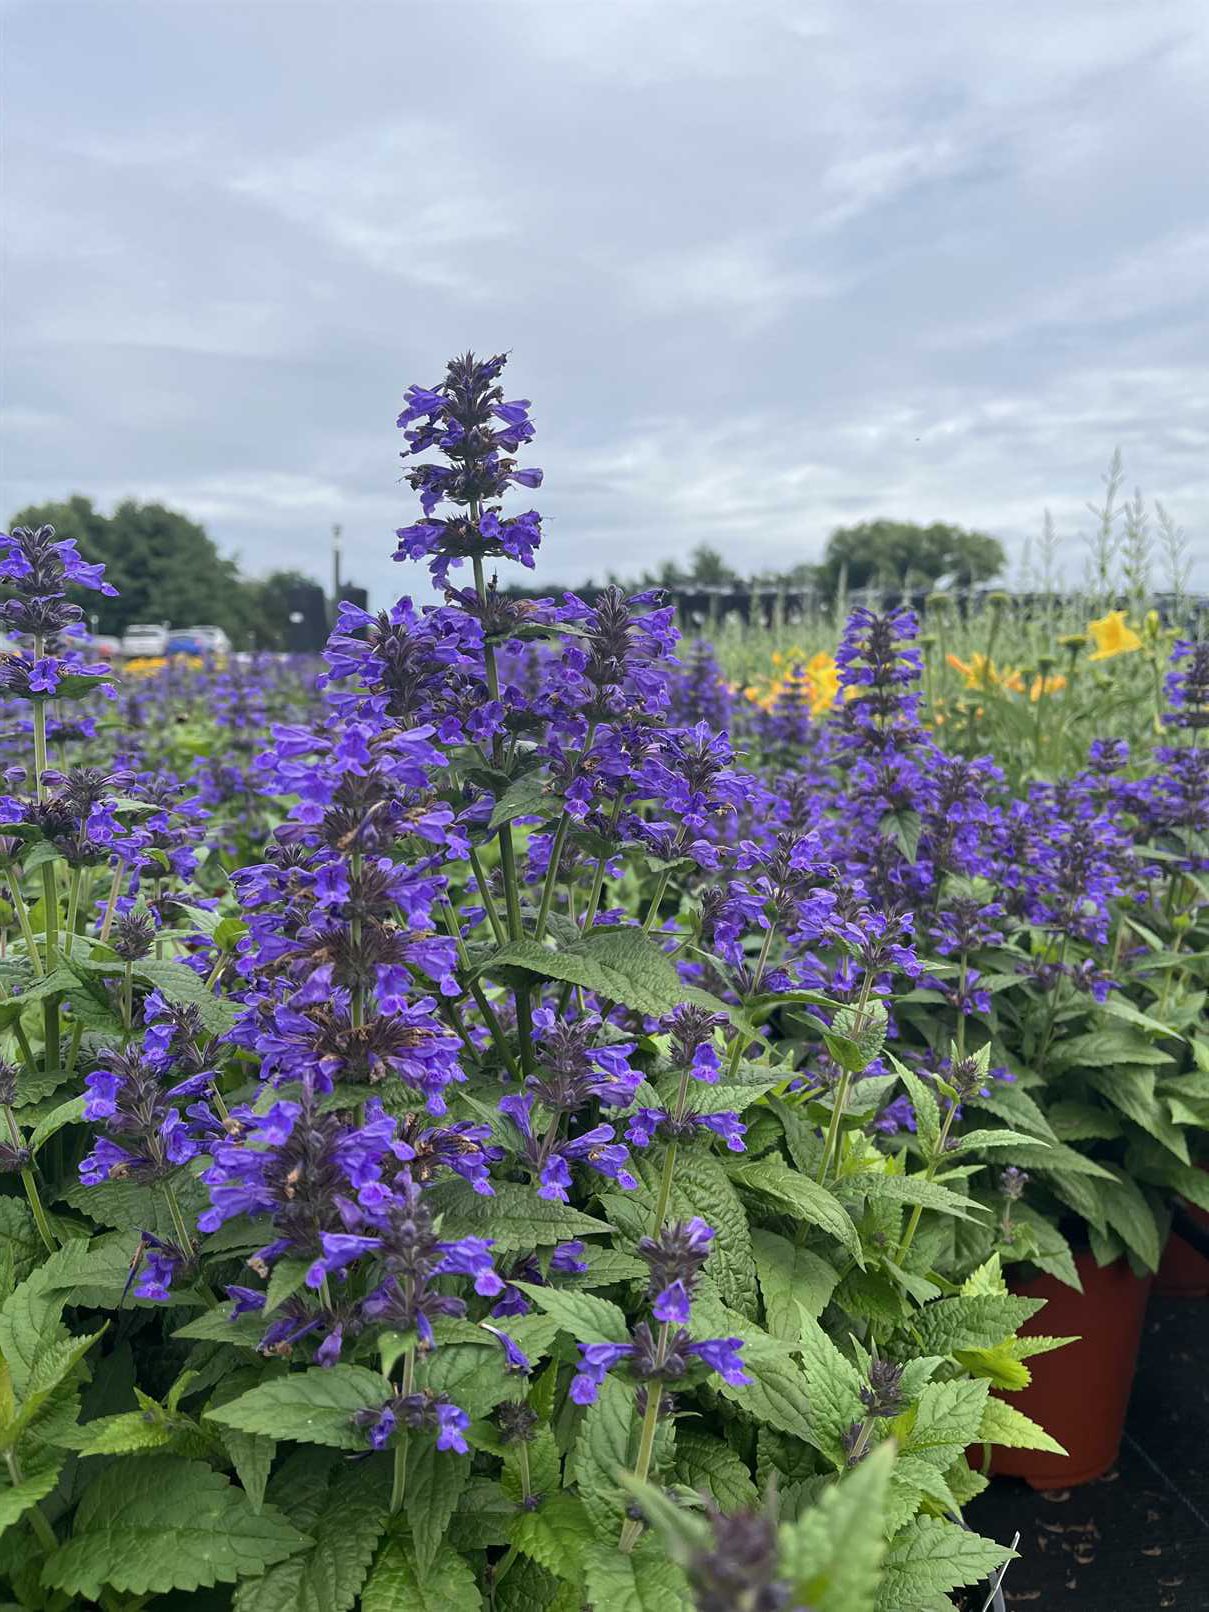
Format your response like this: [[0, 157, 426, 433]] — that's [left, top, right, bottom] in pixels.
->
[[3, 0, 1207, 606]]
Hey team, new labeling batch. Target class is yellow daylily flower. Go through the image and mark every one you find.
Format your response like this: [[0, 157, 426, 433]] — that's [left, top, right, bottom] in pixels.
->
[[805, 651, 840, 715], [946, 652, 1009, 691], [1087, 610, 1142, 661], [1029, 673, 1067, 702]]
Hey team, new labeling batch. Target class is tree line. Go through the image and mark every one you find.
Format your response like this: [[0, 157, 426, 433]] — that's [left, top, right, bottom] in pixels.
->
[[5, 496, 328, 650]]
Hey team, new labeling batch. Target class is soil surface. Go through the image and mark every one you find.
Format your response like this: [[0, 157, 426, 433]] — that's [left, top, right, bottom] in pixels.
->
[[968, 1295, 1209, 1608]]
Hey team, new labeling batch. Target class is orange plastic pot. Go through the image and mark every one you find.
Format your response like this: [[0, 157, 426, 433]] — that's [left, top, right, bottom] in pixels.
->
[[1155, 1168, 1209, 1297], [988, 1252, 1152, 1489]]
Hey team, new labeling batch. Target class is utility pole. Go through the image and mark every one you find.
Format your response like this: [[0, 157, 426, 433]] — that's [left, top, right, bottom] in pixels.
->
[[331, 523, 342, 625]]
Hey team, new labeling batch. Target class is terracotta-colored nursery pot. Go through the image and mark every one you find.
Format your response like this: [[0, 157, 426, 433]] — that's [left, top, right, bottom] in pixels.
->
[[1156, 1208, 1209, 1297], [989, 1251, 1152, 1490], [1155, 1166, 1209, 1297]]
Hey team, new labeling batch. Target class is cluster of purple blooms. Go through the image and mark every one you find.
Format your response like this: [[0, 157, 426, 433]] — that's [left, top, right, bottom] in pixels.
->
[[45, 350, 1204, 1480]]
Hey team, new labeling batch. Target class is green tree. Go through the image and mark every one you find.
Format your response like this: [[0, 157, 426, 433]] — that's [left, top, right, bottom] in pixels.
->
[[6, 496, 323, 646], [815, 520, 1004, 596]]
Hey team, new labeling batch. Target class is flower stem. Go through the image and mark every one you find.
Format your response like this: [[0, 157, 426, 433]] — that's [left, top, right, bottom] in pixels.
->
[[618, 1326, 670, 1553], [5, 1104, 56, 1251], [4, 1450, 57, 1553], [816, 1070, 852, 1185], [895, 1100, 959, 1265], [99, 860, 125, 944], [9, 879, 43, 977]]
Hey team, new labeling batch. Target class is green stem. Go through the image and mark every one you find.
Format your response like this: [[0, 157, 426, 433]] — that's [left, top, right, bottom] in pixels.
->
[[895, 1101, 959, 1265], [582, 793, 625, 934], [618, 1325, 669, 1553], [5, 1104, 56, 1251], [99, 860, 125, 944], [816, 1070, 852, 1184], [4, 1450, 57, 1553], [349, 852, 365, 1029], [9, 879, 43, 976], [389, 1350, 416, 1516], [468, 846, 507, 947], [641, 870, 672, 933], [534, 811, 573, 941], [122, 962, 134, 1032], [65, 1019, 84, 1077], [651, 1141, 679, 1232], [163, 1180, 194, 1255], [64, 867, 82, 959]]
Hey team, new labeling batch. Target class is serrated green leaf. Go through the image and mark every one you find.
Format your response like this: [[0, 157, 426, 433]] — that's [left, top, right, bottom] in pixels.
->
[[897, 1379, 990, 1469], [583, 1540, 691, 1610], [512, 1283, 629, 1345], [361, 1538, 483, 1611], [26, 1095, 85, 1155], [205, 1365, 385, 1450], [404, 1439, 469, 1577], [570, 1372, 635, 1537], [424, 1177, 612, 1249], [876, 1517, 1013, 1611], [888, 1056, 941, 1156], [793, 1318, 865, 1465], [978, 1395, 1067, 1456], [673, 1429, 759, 1510], [0, 1459, 61, 1538], [1086, 1068, 1190, 1163], [632, 1149, 759, 1316], [783, 1441, 895, 1612], [481, 926, 683, 1016], [752, 1230, 840, 1340], [952, 1127, 1051, 1154], [858, 1172, 985, 1222], [509, 1491, 594, 1583], [1098, 1166, 1163, 1270], [489, 773, 561, 830], [907, 1294, 1045, 1356], [732, 1160, 863, 1264], [41, 1455, 310, 1599], [264, 1256, 312, 1315], [132, 958, 239, 1034], [221, 1425, 276, 1513], [233, 1456, 387, 1612]]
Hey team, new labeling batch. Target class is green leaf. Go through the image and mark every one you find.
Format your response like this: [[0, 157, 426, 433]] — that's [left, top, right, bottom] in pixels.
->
[[1086, 1068, 1190, 1163], [26, 1096, 85, 1155], [41, 1455, 310, 1599], [133, 958, 239, 1034], [489, 773, 561, 830], [361, 1538, 482, 1612], [897, 1379, 990, 1469], [511, 1284, 630, 1345], [264, 1256, 312, 1315], [953, 1127, 1052, 1154], [858, 1172, 985, 1222], [888, 1056, 940, 1156], [0, 1460, 61, 1539], [423, 1177, 612, 1249], [570, 1373, 635, 1537], [633, 1150, 759, 1316], [0, 1238, 98, 1393], [1098, 1167, 1163, 1270], [481, 926, 684, 1016], [880, 807, 922, 862], [783, 1441, 895, 1612], [1052, 1028, 1173, 1069], [424, 1341, 516, 1421], [233, 1457, 387, 1612], [673, 1430, 758, 1510], [731, 1161, 863, 1264], [979, 1396, 1066, 1456], [907, 1294, 1045, 1355], [876, 1517, 1013, 1611], [583, 1540, 691, 1610], [794, 1318, 865, 1465], [205, 1365, 386, 1450], [508, 1491, 594, 1584], [751, 1229, 839, 1340], [405, 1440, 470, 1578], [221, 1426, 276, 1513]]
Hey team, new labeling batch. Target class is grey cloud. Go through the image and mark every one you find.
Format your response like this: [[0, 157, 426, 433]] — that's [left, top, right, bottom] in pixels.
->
[[2, 0, 1206, 609]]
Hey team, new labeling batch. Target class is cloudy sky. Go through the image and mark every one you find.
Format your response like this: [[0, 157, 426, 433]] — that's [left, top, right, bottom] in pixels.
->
[[3, 0, 1207, 605]]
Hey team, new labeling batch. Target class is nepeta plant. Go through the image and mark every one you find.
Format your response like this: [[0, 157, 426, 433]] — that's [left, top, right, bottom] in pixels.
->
[[4, 355, 1201, 1611]]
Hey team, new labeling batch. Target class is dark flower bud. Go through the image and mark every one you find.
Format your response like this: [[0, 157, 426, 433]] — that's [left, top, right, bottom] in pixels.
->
[[687, 1507, 796, 1612], [496, 1401, 539, 1445], [112, 911, 156, 962], [0, 1060, 18, 1107], [860, 1358, 907, 1419]]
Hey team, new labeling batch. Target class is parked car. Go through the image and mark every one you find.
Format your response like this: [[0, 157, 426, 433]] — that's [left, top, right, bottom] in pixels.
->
[[184, 624, 232, 655], [166, 632, 207, 656], [120, 623, 169, 657], [91, 635, 123, 659]]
